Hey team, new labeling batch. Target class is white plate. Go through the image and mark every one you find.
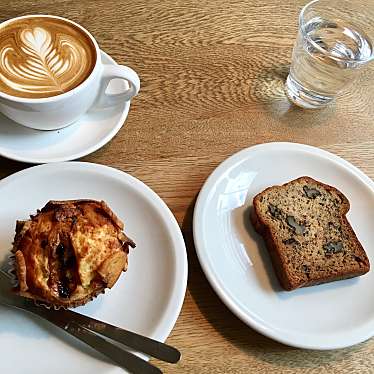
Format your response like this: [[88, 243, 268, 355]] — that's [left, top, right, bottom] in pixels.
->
[[193, 142, 374, 350], [0, 162, 187, 373], [0, 51, 131, 164]]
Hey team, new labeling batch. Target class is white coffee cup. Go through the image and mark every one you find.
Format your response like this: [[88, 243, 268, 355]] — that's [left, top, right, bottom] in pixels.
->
[[0, 15, 140, 131]]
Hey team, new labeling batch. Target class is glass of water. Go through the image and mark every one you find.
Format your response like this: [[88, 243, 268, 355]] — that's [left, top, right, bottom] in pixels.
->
[[285, 0, 374, 109]]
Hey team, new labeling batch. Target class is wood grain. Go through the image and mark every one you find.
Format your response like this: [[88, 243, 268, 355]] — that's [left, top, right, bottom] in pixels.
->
[[1, 1, 374, 373]]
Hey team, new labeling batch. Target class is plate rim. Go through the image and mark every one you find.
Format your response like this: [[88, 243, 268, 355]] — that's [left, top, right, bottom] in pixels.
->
[[0, 50, 130, 164], [193, 141, 374, 350], [0, 161, 188, 346]]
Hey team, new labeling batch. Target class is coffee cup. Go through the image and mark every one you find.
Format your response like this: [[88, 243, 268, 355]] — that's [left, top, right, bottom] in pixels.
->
[[0, 15, 140, 130]]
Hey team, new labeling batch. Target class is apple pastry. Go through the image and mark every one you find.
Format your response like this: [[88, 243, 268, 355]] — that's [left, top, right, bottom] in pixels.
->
[[12, 200, 135, 308]]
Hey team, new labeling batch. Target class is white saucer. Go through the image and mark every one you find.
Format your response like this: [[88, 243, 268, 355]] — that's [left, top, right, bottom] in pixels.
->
[[0, 162, 187, 373], [0, 51, 132, 164], [193, 142, 374, 350]]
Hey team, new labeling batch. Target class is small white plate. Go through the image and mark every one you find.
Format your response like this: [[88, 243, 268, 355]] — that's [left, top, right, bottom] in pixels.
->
[[0, 162, 187, 373], [193, 142, 374, 350], [0, 51, 132, 164]]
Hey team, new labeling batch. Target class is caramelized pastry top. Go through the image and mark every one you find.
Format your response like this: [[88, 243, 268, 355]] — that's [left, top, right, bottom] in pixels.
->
[[12, 200, 135, 308]]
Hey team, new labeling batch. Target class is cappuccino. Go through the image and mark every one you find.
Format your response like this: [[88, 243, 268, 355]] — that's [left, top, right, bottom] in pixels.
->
[[0, 16, 96, 98]]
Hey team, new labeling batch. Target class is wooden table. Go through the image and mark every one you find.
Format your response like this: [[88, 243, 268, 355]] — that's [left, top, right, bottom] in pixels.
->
[[1, 1, 374, 373]]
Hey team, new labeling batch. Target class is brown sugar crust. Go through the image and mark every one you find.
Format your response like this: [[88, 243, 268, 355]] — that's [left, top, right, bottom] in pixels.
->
[[251, 177, 370, 291], [12, 200, 135, 308]]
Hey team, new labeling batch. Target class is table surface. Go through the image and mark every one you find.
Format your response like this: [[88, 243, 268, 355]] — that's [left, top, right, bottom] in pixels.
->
[[1, 1, 374, 373]]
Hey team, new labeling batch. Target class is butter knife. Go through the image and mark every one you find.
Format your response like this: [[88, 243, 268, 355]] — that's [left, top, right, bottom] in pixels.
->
[[0, 270, 180, 373]]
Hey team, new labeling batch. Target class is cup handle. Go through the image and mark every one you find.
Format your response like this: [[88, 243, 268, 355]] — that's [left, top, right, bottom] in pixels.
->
[[96, 65, 140, 108]]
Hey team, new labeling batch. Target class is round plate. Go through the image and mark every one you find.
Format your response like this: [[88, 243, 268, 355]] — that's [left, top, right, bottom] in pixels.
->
[[0, 162, 187, 373], [193, 142, 374, 350], [0, 51, 132, 164]]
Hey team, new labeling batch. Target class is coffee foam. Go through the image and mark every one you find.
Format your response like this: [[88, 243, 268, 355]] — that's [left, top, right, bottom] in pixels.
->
[[0, 17, 96, 98]]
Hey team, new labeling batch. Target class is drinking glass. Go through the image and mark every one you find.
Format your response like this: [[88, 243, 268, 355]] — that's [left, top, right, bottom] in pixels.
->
[[285, 0, 374, 109]]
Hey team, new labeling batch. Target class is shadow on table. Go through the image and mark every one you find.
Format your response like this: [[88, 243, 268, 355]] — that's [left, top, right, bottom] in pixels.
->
[[249, 63, 337, 128], [182, 196, 365, 370], [0, 155, 29, 178]]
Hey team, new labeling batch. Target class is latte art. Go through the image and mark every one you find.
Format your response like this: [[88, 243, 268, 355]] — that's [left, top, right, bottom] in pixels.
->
[[0, 17, 96, 98]]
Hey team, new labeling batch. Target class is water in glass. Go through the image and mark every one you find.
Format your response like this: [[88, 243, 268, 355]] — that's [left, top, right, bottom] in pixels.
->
[[286, 16, 373, 108]]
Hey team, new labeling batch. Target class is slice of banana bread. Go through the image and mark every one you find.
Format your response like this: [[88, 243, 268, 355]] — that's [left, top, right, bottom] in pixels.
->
[[251, 176, 370, 291]]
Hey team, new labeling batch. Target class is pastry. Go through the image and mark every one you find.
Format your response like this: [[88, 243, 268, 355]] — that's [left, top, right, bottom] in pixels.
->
[[12, 199, 135, 307]]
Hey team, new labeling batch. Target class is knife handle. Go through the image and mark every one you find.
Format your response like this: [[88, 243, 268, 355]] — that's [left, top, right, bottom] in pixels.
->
[[67, 309, 181, 364]]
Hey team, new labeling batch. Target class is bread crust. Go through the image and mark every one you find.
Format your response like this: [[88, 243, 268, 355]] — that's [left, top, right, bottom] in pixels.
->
[[252, 176, 370, 290]]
